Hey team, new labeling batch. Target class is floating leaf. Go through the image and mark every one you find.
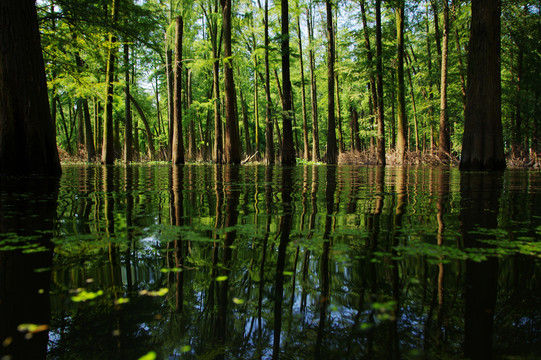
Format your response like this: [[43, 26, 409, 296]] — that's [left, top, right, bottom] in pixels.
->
[[282, 271, 294, 276], [115, 298, 130, 305], [232, 297, 244, 305], [180, 345, 191, 353], [139, 288, 169, 297], [215, 276, 228, 282], [138, 351, 157, 360], [160, 267, 182, 273], [17, 324, 49, 334], [71, 290, 103, 302]]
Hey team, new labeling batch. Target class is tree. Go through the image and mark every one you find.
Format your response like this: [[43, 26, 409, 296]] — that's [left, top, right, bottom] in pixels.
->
[[220, 0, 241, 164], [264, 0, 274, 164], [395, 0, 407, 164], [325, 0, 338, 164], [460, 0, 505, 170], [172, 16, 185, 165], [101, 0, 119, 165], [0, 0, 61, 176], [375, 0, 385, 165], [307, 2, 320, 162], [281, 0, 296, 165], [124, 43, 133, 163], [438, 0, 450, 154], [296, 10, 310, 161]]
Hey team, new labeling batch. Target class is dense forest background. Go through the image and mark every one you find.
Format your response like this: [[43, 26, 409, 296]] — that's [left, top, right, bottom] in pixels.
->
[[37, 0, 541, 165]]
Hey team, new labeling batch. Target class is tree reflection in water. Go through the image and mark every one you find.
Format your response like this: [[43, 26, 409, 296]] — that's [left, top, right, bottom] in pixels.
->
[[0, 165, 538, 359]]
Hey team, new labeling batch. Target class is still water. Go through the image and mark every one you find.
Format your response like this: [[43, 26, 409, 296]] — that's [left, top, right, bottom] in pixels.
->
[[0, 165, 540, 359]]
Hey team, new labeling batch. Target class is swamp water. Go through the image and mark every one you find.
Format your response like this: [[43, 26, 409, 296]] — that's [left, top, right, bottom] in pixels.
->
[[0, 164, 540, 359]]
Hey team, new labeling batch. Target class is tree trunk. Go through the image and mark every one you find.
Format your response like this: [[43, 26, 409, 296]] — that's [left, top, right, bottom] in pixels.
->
[[264, 0, 274, 164], [280, 0, 295, 165], [375, 0, 386, 165], [238, 78, 252, 155], [0, 0, 61, 175], [395, 1, 407, 164], [460, 0, 505, 170], [307, 3, 320, 162], [254, 55, 260, 156], [221, 0, 241, 164], [172, 16, 185, 165], [360, 0, 378, 150], [129, 93, 155, 160], [326, 0, 338, 164], [124, 43, 133, 163], [187, 68, 196, 161], [101, 0, 119, 164], [439, 0, 451, 154], [297, 15, 310, 161], [511, 50, 523, 158], [165, 32, 174, 160]]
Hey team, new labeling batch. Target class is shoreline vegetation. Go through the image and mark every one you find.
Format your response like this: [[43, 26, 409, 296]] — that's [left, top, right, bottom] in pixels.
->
[[58, 146, 539, 168]]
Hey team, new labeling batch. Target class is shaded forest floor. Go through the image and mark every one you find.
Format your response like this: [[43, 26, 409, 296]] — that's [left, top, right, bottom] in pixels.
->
[[58, 146, 540, 168]]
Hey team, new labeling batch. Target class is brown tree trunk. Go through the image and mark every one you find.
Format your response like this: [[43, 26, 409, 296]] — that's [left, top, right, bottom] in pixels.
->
[[264, 0, 274, 164], [281, 0, 295, 164], [375, 0, 386, 165], [165, 32, 174, 160], [360, 0, 378, 149], [128, 93, 155, 160], [172, 16, 185, 165], [395, 1, 407, 164], [439, 0, 451, 154], [326, 0, 338, 164], [221, 0, 241, 164], [101, 0, 119, 165], [297, 15, 310, 161], [460, 0, 505, 170], [187, 68, 196, 160], [307, 3, 320, 162], [0, 0, 61, 175], [124, 43, 133, 163]]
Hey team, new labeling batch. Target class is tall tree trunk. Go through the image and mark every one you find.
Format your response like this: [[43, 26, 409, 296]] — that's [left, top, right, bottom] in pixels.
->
[[238, 76, 252, 155], [101, 0, 119, 164], [360, 0, 378, 149], [297, 15, 310, 161], [395, 1, 407, 164], [264, 0, 274, 164], [375, 0, 386, 165], [124, 43, 133, 163], [187, 68, 196, 160], [281, 0, 295, 164], [326, 0, 338, 164], [0, 0, 61, 175], [221, 0, 241, 164], [351, 107, 361, 151], [254, 55, 260, 156], [439, 0, 451, 154], [165, 32, 174, 160], [460, 0, 505, 170], [452, 1, 467, 114], [308, 3, 320, 162], [172, 16, 185, 164], [426, 3, 436, 151], [129, 94, 155, 159], [511, 50, 523, 158], [405, 55, 420, 152]]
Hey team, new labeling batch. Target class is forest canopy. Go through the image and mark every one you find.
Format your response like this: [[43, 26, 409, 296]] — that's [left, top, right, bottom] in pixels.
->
[[36, 0, 541, 166]]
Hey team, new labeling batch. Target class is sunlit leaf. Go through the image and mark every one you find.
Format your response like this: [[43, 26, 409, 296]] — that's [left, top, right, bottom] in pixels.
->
[[180, 345, 191, 353], [139, 288, 169, 297], [71, 290, 104, 302], [232, 297, 244, 304], [215, 276, 228, 282], [138, 351, 157, 360]]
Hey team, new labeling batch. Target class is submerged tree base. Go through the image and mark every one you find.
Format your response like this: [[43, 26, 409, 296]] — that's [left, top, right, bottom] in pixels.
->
[[339, 149, 459, 166]]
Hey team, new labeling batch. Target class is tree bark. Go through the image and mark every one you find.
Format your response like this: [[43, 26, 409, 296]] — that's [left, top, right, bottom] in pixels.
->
[[395, 1, 407, 164], [375, 0, 386, 165], [281, 0, 296, 165], [439, 0, 451, 154], [297, 15, 310, 161], [172, 16, 185, 165], [124, 43, 133, 163], [326, 0, 338, 164], [0, 0, 61, 175], [264, 0, 274, 164], [101, 0, 119, 164], [460, 0, 505, 170], [307, 3, 320, 162], [221, 0, 241, 164], [128, 93, 155, 160]]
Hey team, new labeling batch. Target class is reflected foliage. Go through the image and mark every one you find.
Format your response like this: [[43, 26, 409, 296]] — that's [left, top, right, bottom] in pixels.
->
[[1, 165, 541, 359]]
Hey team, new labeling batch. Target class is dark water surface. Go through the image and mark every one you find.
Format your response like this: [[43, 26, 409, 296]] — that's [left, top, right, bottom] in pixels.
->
[[1, 165, 540, 359]]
